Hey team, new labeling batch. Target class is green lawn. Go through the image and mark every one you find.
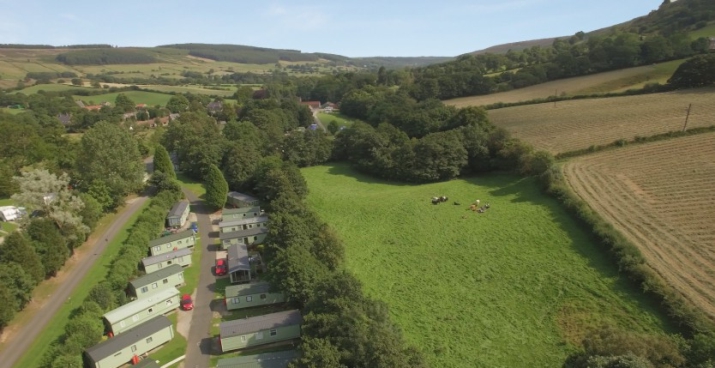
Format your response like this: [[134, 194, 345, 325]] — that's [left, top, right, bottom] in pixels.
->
[[176, 173, 206, 198], [14, 200, 151, 368], [302, 163, 673, 368], [1, 220, 18, 234], [317, 112, 355, 128], [179, 238, 202, 295], [0, 198, 15, 206], [72, 91, 173, 107], [147, 313, 187, 366], [0, 107, 26, 115]]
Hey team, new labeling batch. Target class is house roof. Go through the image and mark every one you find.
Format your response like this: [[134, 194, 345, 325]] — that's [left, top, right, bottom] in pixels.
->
[[142, 247, 193, 267], [85, 315, 172, 362], [57, 113, 71, 125], [133, 359, 161, 368], [216, 350, 299, 368], [103, 288, 179, 324], [228, 191, 258, 203], [300, 101, 321, 108], [227, 243, 250, 273], [129, 264, 184, 290], [219, 227, 268, 241], [222, 206, 262, 217], [225, 282, 274, 298], [220, 310, 302, 338], [219, 216, 268, 228], [208, 101, 223, 111], [169, 113, 180, 120], [148, 230, 195, 248], [168, 201, 189, 219], [136, 103, 147, 109]]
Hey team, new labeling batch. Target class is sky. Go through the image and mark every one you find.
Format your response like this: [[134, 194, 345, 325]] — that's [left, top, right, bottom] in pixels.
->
[[0, 0, 664, 57]]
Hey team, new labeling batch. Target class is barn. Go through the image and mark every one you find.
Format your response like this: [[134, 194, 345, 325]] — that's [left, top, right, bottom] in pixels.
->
[[166, 201, 190, 228], [128, 264, 184, 299], [222, 206, 263, 222], [148, 230, 195, 256], [219, 216, 269, 234], [227, 243, 252, 284], [103, 288, 179, 335], [142, 247, 193, 274], [220, 227, 268, 250], [225, 282, 285, 311], [84, 315, 174, 368], [227, 192, 260, 208], [216, 350, 299, 368], [219, 310, 302, 352]]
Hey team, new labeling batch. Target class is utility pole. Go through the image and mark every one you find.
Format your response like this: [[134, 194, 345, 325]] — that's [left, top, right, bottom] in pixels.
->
[[682, 103, 692, 132]]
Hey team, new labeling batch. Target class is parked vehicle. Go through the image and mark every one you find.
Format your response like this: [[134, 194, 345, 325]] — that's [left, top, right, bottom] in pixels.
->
[[180, 294, 193, 310], [215, 259, 227, 276]]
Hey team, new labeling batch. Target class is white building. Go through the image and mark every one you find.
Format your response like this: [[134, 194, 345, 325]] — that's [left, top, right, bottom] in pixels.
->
[[0, 206, 20, 222]]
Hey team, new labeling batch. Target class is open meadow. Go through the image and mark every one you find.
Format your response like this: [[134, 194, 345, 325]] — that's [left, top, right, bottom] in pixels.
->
[[487, 87, 715, 154], [564, 132, 715, 322], [303, 163, 672, 368], [72, 90, 173, 107], [444, 59, 686, 107], [316, 112, 355, 128]]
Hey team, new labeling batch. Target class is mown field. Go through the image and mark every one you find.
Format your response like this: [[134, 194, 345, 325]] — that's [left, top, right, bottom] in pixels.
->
[[487, 87, 715, 154], [72, 91, 173, 107], [316, 112, 355, 127], [444, 59, 686, 107], [303, 163, 672, 368], [564, 132, 715, 322]]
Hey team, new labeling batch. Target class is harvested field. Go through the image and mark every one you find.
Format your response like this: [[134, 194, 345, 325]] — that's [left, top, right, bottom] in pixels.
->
[[487, 88, 715, 154], [564, 132, 715, 322]]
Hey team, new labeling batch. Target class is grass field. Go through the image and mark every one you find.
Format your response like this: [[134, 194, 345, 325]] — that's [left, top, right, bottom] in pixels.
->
[[13, 200, 150, 368], [11, 83, 98, 95], [444, 60, 687, 107], [487, 87, 715, 154], [689, 23, 715, 40], [316, 112, 355, 128], [73, 91, 173, 107], [302, 163, 672, 368], [0, 107, 26, 115], [564, 132, 715, 322]]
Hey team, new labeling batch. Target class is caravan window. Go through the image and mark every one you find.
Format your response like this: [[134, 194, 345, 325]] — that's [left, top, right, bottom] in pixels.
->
[[152, 283, 158, 289]]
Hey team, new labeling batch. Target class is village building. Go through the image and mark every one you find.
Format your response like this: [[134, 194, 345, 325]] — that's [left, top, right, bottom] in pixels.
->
[[299, 100, 321, 111], [227, 243, 252, 284], [219, 216, 268, 234], [227, 191, 260, 208], [128, 264, 184, 299], [83, 315, 174, 368], [220, 227, 268, 250], [103, 288, 179, 335], [225, 282, 285, 311], [207, 100, 223, 115], [148, 230, 195, 256], [321, 102, 338, 112], [221, 206, 263, 222], [0, 206, 21, 222], [142, 247, 192, 274], [166, 201, 190, 228], [57, 113, 72, 126], [216, 350, 299, 368], [219, 310, 302, 352]]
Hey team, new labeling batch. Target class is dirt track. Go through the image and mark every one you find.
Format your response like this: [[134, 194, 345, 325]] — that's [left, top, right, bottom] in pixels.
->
[[0, 195, 149, 368], [564, 133, 715, 321]]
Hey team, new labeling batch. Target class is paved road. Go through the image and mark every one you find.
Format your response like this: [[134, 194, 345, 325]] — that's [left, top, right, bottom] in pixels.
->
[[0, 195, 149, 368], [183, 189, 215, 368]]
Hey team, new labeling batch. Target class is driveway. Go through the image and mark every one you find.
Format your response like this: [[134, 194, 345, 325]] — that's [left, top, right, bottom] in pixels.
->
[[182, 189, 216, 368], [0, 195, 149, 368]]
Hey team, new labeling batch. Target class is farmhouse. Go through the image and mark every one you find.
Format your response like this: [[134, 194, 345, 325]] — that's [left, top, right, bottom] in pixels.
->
[[166, 200, 190, 228], [227, 243, 252, 284], [215, 350, 299, 368], [103, 288, 179, 335], [299, 100, 321, 111], [227, 191, 260, 208], [219, 216, 268, 234], [225, 282, 285, 311], [222, 206, 263, 221], [0, 206, 20, 222], [57, 113, 71, 126], [219, 310, 302, 352], [142, 247, 192, 274], [208, 100, 223, 114], [128, 264, 184, 299], [83, 315, 174, 368], [148, 230, 195, 256], [220, 227, 268, 250]]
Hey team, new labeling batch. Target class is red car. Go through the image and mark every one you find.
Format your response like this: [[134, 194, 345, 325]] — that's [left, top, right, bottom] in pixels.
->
[[215, 259, 227, 276], [180, 294, 193, 311]]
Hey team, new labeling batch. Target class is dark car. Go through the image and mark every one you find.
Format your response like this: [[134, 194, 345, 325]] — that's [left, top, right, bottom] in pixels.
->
[[215, 259, 227, 276], [180, 294, 193, 311]]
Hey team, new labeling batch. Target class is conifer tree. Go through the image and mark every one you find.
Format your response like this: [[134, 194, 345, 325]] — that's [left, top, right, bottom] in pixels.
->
[[204, 164, 228, 210]]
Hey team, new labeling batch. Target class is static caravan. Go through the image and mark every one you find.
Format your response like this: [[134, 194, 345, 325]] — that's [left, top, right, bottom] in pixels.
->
[[227, 243, 251, 284], [84, 315, 174, 368], [227, 192, 260, 208], [166, 201, 190, 228], [221, 206, 263, 222], [128, 264, 184, 299], [0, 206, 20, 222], [225, 282, 285, 311], [103, 288, 179, 335], [219, 216, 268, 234], [220, 227, 268, 250], [142, 247, 192, 274], [216, 350, 299, 368], [219, 310, 302, 352], [148, 230, 195, 256]]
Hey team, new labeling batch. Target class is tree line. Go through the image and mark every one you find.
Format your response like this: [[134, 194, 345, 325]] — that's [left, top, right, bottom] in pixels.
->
[[159, 44, 321, 64], [56, 49, 157, 65]]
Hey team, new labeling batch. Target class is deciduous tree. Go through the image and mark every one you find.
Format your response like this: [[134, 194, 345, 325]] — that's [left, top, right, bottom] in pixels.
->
[[166, 95, 189, 113], [0, 231, 45, 284]]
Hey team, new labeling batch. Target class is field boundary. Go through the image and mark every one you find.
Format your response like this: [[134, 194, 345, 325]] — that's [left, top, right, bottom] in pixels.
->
[[540, 164, 715, 334]]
